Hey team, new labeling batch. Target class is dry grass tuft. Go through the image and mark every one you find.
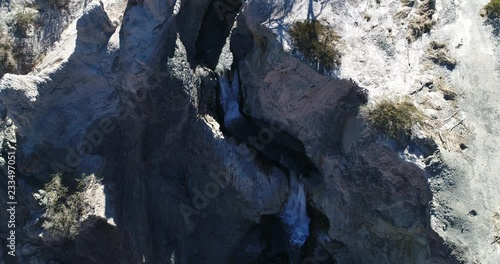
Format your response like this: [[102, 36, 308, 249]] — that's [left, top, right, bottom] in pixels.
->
[[289, 20, 341, 69], [366, 99, 425, 141], [426, 41, 456, 69], [406, 0, 435, 42], [434, 77, 458, 100]]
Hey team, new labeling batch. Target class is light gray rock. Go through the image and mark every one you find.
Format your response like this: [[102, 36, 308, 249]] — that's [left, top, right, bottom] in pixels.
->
[[0, 0, 497, 263]]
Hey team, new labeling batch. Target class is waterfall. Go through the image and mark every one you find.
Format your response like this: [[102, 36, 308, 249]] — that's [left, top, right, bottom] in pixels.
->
[[280, 172, 310, 248], [218, 70, 244, 128], [218, 69, 312, 250]]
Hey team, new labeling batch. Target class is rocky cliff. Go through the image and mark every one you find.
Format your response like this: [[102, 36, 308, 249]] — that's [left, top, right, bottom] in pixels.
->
[[0, 0, 498, 263]]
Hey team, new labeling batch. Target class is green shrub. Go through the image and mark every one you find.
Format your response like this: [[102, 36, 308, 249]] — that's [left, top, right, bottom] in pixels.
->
[[367, 100, 424, 141], [13, 10, 37, 36], [38, 173, 96, 239], [289, 20, 341, 69], [485, 0, 500, 18]]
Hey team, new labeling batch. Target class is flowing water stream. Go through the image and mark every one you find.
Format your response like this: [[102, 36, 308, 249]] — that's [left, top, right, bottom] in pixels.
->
[[218, 70, 312, 258], [280, 172, 310, 249]]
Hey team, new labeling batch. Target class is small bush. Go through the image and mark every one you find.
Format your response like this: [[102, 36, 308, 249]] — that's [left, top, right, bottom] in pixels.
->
[[37, 173, 96, 239], [485, 0, 500, 18], [367, 100, 424, 141], [289, 20, 341, 69], [13, 10, 37, 37]]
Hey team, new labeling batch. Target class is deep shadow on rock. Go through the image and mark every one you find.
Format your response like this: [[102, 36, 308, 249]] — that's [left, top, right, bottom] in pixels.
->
[[34, 216, 133, 264]]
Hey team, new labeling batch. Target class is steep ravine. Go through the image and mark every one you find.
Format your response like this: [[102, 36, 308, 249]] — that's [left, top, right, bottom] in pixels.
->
[[0, 0, 480, 263], [216, 67, 321, 262]]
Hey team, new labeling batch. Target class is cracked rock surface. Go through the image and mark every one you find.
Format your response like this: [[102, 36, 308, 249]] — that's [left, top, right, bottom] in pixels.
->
[[0, 0, 498, 263]]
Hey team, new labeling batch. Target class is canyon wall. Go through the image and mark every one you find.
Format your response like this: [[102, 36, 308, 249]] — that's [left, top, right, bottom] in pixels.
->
[[0, 0, 498, 263]]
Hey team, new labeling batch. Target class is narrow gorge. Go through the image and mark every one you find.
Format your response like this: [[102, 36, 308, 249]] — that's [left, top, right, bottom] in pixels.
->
[[0, 0, 498, 263]]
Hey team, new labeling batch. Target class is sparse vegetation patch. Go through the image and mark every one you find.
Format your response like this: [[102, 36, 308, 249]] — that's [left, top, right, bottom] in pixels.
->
[[406, 0, 435, 42], [484, 0, 500, 18], [426, 41, 456, 69], [366, 99, 424, 141], [13, 9, 37, 37], [434, 77, 457, 100], [0, 26, 16, 77], [289, 20, 341, 69], [36, 173, 98, 239]]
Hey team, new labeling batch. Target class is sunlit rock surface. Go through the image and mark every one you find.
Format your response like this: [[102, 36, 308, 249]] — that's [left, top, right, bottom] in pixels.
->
[[0, 0, 498, 263]]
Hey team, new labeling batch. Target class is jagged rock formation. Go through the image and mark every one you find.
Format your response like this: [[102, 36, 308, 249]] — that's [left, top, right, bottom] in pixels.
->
[[0, 0, 100, 77], [0, 0, 498, 263]]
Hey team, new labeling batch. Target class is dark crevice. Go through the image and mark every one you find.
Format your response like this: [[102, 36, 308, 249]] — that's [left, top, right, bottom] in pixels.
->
[[197, 68, 219, 117], [302, 206, 345, 263], [216, 69, 334, 263], [208, 11, 348, 262], [215, 69, 317, 177], [194, 0, 242, 69], [229, 204, 345, 263], [230, 14, 256, 65], [230, 215, 290, 263]]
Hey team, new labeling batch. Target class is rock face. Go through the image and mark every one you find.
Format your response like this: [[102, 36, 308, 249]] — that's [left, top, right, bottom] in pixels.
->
[[0, 0, 498, 264]]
